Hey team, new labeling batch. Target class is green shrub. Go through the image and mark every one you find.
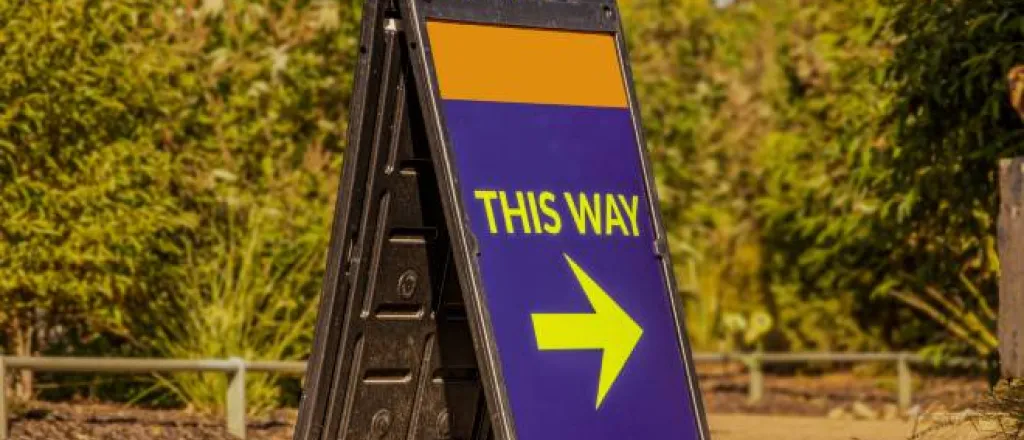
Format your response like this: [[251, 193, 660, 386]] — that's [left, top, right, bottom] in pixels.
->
[[0, 0, 358, 407], [149, 208, 323, 415], [0, 0, 202, 395]]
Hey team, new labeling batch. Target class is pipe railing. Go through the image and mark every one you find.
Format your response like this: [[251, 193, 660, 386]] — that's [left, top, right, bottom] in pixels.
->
[[693, 352, 983, 411], [0, 356, 306, 440], [0, 353, 980, 439]]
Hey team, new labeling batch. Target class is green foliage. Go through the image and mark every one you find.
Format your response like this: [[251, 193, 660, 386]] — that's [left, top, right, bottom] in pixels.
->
[[0, 0, 199, 359], [161, 0, 359, 240], [123, 0, 360, 410], [625, 0, 1022, 357], [0, 0, 359, 407], [744, 0, 895, 352], [622, 0, 719, 346], [150, 210, 322, 415], [759, 0, 1023, 357], [623, 0, 890, 352], [871, 0, 1024, 355]]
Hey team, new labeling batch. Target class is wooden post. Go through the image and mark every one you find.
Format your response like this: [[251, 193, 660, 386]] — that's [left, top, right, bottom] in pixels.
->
[[999, 158, 1024, 378], [0, 357, 7, 440]]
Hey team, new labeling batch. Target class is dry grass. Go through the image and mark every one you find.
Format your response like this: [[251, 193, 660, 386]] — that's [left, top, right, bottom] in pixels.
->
[[910, 380, 1024, 439]]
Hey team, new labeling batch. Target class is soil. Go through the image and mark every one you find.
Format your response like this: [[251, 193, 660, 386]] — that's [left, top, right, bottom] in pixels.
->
[[698, 370, 989, 416], [4, 371, 992, 440], [7, 402, 295, 440]]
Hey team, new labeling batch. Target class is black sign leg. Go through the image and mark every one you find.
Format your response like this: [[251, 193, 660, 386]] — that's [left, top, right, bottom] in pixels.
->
[[294, 1, 491, 438]]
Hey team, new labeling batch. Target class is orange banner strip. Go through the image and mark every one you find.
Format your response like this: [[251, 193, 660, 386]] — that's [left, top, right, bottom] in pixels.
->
[[426, 21, 628, 108]]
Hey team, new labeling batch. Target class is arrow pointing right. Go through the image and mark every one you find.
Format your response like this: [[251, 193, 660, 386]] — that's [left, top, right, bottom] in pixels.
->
[[531, 254, 644, 409]]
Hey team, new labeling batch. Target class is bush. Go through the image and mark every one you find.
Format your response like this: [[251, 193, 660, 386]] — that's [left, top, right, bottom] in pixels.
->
[[0, 0, 359, 408], [0, 0, 201, 395], [149, 209, 323, 414]]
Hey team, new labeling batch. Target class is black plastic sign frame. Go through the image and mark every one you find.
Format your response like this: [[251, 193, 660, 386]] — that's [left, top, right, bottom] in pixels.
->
[[294, 0, 711, 439]]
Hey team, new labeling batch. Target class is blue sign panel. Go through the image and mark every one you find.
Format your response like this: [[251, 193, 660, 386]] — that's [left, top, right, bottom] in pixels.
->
[[427, 21, 705, 440]]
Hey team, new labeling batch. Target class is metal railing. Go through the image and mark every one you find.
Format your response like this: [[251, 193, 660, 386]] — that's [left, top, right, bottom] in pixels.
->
[[0, 352, 980, 439], [0, 356, 306, 440], [692, 352, 981, 411]]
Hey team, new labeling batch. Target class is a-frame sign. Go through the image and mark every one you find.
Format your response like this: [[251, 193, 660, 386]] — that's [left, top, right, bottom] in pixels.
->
[[294, 0, 710, 439]]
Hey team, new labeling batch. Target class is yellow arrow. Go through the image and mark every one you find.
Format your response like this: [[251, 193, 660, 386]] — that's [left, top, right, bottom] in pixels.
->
[[531, 254, 643, 409]]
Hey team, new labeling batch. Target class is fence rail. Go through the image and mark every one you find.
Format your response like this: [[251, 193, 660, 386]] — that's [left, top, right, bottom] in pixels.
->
[[0, 353, 979, 439], [693, 352, 982, 413]]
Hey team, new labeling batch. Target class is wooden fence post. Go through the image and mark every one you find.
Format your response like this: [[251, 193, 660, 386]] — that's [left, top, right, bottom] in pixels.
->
[[999, 158, 1024, 378], [0, 357, 7, 440]]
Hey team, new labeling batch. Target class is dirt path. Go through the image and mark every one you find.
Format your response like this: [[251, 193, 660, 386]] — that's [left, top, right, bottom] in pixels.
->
[[709, 415, 910, 440], [708, 414, 985, 440]]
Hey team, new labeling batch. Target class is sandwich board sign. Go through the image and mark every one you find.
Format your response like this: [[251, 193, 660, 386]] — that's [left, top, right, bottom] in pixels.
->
[[293, 0, 710, 439]]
